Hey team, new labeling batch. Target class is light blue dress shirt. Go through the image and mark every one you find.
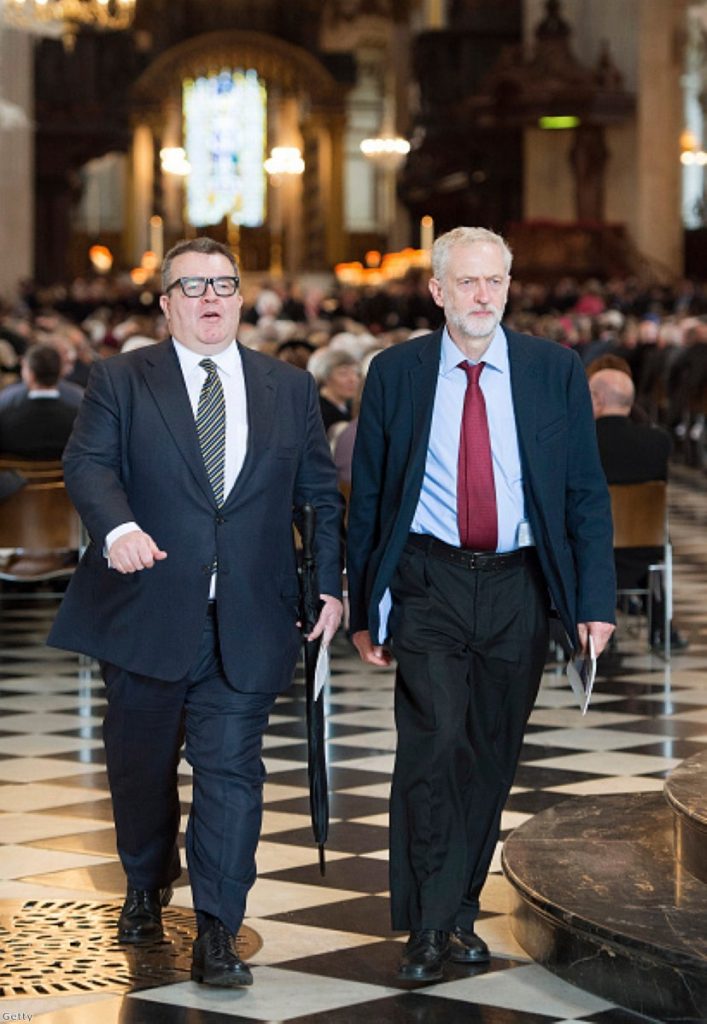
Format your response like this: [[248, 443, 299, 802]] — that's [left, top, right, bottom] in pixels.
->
[[411, 325, 529, 552], [376, 325, 531, 642]]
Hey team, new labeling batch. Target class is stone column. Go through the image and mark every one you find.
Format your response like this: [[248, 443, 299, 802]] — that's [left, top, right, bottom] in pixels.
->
[[0, 27, 33, 298], [634, 0, 686, 277], [160, 99, 185, 244], [127, 122, 155, 268], [307, 109, 346, 270]]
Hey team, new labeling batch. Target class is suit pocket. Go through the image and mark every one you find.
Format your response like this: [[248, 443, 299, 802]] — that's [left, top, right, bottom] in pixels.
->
[[537, 417, 566, 445]]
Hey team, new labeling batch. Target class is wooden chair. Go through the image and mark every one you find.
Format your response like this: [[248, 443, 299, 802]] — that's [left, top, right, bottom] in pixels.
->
[[0, 479, 82, 592], [609, 480, 672, 657], [0, 457, 64, 482]]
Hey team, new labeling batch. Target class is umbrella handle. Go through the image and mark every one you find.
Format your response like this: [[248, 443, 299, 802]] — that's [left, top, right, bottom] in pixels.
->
[[302, 502, 316, 560]]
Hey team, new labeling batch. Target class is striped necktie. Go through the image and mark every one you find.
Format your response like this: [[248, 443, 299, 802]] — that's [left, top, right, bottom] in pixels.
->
[[196, 358, 226, 507]]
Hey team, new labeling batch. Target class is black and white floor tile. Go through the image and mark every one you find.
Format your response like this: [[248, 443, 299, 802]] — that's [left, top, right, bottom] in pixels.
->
[[1, 472, 705, 1023]]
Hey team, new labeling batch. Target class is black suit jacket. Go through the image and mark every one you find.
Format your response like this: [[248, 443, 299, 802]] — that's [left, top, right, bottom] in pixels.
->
[[0, 395, 77, 459], [595, 414, 672, 589], [48, 341, 342, 691], [347, 328, 616, 649], [595, 416, 671, 484]]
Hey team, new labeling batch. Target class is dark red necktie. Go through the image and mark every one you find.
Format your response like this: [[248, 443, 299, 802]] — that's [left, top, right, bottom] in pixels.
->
[[457, 361, 498, 551]]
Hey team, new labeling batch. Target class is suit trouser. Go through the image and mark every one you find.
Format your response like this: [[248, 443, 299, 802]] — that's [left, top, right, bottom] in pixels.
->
[[388, 541, 549, 932], [101, 608, 277, 935]]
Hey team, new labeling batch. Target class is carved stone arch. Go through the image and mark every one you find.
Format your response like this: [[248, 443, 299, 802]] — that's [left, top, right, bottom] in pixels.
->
[[129, 30, 348, 272], [132, 29, 346, 113]]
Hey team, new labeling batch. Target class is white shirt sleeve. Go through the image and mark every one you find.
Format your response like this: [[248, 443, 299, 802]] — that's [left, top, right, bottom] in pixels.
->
[[104, 522, 141, 564]]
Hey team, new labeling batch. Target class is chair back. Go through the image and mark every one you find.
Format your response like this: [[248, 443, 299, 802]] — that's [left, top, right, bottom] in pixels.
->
[[0, 480, 81, 553], [0, 457, 64, 482], [609, 481, 667, 548]]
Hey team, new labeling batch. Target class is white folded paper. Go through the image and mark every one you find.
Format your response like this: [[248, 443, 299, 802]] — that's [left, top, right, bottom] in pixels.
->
[[566, 634, 596, 714], [313, 642, 330, 701]]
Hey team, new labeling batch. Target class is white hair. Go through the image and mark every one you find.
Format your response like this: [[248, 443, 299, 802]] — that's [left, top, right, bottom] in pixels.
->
[[431, 227, 513, 280]]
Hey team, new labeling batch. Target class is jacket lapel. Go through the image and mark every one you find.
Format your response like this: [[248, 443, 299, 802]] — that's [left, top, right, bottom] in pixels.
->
[[507, 329, 539, 477], [141, 341, 215, 503], [402, 328, 442, 500], [223, 344, 276, 504]]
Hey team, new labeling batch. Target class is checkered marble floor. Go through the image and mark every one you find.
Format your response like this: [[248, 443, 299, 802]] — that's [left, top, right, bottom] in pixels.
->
[[1, 472, 706, 1024]]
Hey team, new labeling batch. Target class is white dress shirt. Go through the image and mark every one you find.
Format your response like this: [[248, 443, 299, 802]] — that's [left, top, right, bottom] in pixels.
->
[[105, 339, 249, 596]]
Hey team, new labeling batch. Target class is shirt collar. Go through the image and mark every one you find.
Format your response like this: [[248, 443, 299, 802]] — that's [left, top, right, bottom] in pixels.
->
[[172, 338, 240, 378], [28, 389, 61, 399], [440, 324, 508, 377]]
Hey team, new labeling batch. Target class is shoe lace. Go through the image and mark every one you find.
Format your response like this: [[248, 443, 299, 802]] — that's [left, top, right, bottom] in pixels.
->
[[207, 921, 238, 962]]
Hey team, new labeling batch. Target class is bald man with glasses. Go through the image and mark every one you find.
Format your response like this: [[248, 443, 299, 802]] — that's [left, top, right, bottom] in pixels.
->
[[49, 237, 343, 989]]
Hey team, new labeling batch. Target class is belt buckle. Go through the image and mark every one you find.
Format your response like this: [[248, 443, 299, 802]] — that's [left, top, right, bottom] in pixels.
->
[[463, 550, 480, 569]]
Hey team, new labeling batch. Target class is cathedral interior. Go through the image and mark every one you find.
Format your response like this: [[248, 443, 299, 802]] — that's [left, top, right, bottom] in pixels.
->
[[0, 0, 705, 290], [0, 2, 707, 1024]]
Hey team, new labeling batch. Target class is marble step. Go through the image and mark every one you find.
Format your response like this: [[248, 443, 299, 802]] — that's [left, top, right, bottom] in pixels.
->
[[502, 792, 707, 1023], [664, 749, 707, 885]]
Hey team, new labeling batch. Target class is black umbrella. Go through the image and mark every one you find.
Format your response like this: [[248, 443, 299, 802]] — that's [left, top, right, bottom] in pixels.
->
[[298, 501, 328, 875]]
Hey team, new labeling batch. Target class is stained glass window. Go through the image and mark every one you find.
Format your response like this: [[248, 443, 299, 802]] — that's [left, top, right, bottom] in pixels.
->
[[183, 69, 267, 228]]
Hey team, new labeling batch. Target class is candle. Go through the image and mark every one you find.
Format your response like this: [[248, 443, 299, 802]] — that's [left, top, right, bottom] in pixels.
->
[[149, 215, 164, 264], [420, 215, 434, 251]]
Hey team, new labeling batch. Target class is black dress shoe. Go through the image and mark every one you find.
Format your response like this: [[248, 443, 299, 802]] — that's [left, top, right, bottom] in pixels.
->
[[448, 925, 490, 963], [191, 920, 253, 987], [118, 886, 173, 944], [397, 929, 449, 982]]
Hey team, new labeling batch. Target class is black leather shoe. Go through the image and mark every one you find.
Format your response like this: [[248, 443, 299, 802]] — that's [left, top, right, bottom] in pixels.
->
[[448, 925, 490, 963], [118, 886, 173, 944], [191, 920, 253, 987], [397, 929, 449, 982]]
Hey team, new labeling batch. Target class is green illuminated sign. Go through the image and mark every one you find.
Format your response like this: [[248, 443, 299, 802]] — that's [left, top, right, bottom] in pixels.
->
[[539, 116, 580, 130]]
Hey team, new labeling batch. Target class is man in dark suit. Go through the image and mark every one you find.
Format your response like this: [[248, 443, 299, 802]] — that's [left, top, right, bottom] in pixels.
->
[[49, 237, 343, 988], [589, 367, 682, 649], [347, 227, 615, 982], [0, 343, 78, 459], [590, 368, 672, 483]]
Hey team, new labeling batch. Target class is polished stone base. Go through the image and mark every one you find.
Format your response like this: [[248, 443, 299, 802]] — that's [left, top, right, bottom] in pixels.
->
[[503, 793, 707, 1023], [665, 749, 707, 885]]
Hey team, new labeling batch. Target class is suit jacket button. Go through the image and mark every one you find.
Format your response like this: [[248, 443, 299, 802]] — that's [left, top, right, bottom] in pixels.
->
[[216, 515, 225, 525], [201, 565, 212, 575]]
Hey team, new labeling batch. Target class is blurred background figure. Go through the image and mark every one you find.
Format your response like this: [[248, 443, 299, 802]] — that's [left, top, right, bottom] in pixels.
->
[[0, 343, 78, 459]]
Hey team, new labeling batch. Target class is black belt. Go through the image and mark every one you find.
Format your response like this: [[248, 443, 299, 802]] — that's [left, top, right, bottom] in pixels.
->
[[406, 533, 535, 571]]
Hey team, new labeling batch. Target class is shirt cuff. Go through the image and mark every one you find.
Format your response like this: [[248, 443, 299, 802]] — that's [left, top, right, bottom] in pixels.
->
[[104, 522, 140, 565]]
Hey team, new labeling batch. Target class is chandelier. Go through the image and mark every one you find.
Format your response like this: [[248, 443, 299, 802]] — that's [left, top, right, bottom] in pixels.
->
[[2, 0, 137, 51], [360, 133, 410, 170]]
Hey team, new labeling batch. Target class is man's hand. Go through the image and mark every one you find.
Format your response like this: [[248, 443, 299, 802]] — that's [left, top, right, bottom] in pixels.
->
[[577, 621, 615, 657], [307, 594, 344, 646], [108, 529, 167, 574], [352, 629, 392, 667]]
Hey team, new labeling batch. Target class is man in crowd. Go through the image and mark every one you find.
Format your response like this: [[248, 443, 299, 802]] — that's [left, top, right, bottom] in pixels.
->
[[347, 226, 616, 983], [49, 237, 343, 989], [0, 343, 78, 458], [589, 367, 684, 650]]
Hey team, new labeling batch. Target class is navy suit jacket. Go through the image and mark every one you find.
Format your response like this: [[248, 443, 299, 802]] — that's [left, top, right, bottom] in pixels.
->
[[48, 340, 342, 692], [346, 327, 616, 649]]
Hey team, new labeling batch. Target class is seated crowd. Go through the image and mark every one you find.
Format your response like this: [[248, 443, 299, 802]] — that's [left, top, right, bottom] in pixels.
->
[[0, 267, 705, 649]]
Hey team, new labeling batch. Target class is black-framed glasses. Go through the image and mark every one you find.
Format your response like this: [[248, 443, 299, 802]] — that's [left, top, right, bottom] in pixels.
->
[[165, 276, 240, 298]]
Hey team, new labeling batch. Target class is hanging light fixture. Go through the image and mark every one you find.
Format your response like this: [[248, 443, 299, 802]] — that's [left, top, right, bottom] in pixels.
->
[[264, 146, 305, 179], [2, 0, 137, 52], [360, 134, 410, 169]]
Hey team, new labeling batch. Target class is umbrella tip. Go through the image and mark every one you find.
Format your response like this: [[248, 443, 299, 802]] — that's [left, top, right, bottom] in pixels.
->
[[318, 844, 326, 876]]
